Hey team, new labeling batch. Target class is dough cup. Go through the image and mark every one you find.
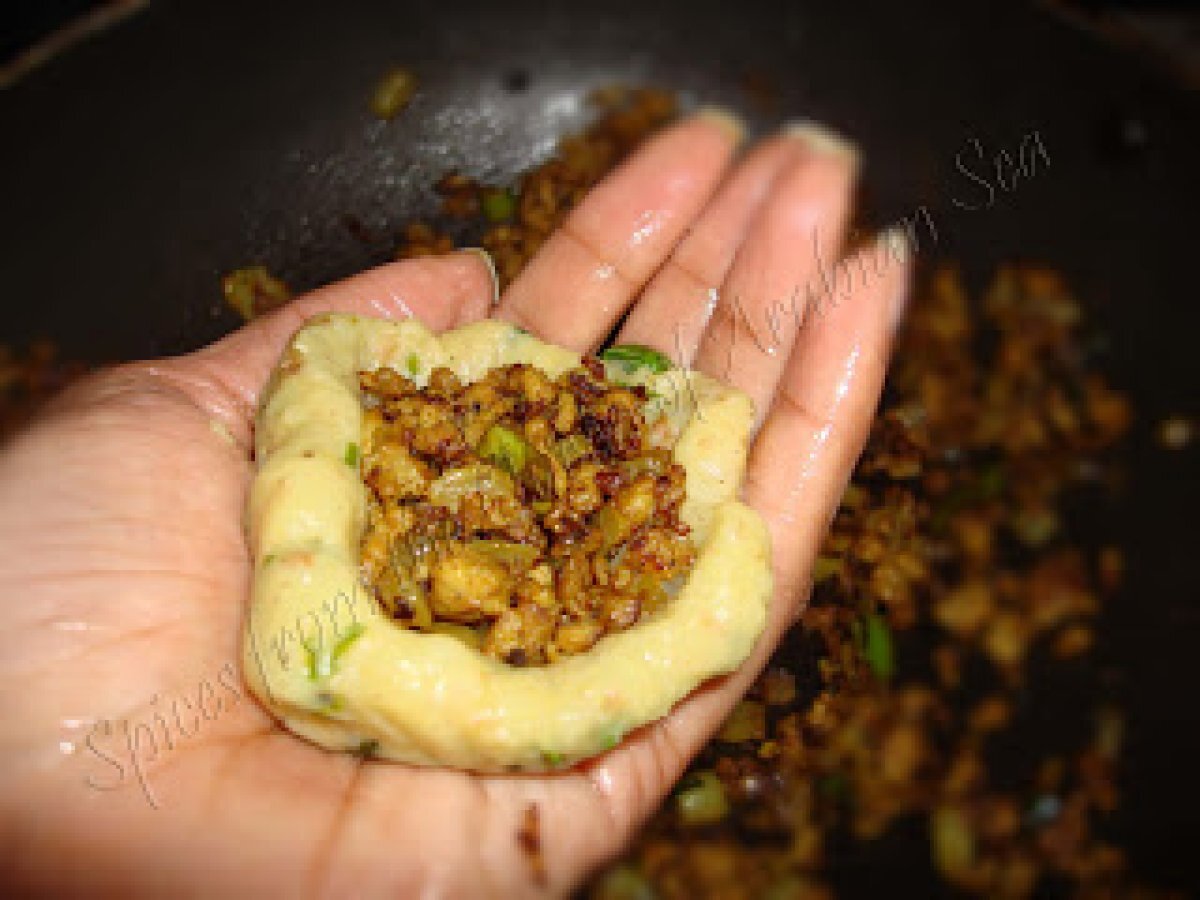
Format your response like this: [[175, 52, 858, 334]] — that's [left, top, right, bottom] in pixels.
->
[[244, 314, 772, 771]]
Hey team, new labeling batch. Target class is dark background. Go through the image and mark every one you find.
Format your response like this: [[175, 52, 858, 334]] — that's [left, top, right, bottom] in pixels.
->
[[1, 1, 1197, 895]]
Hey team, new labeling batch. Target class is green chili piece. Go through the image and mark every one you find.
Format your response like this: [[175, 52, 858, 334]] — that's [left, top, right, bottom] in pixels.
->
[[303, 638, 322, 681], [405, 352, 421, 377], [541, 750, 565, 767], [304, 623, 365, 683], [478, 424, 528, 475], [331, 623, 365, 664], [345, 441, 360, 467], [481, 188, 517, 222], [600, 344, 673, 374], [674, 770, 729, 826], [862, 611, 895, 681]]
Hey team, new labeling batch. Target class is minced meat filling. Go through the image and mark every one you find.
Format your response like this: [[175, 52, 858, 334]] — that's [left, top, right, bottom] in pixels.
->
[[358, 358, 695, 666]]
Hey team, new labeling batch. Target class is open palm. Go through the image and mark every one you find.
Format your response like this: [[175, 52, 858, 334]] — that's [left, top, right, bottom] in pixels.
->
[[0, 111, 907, 897]]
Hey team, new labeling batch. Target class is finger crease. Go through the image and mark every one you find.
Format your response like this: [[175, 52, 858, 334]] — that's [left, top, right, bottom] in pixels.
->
[[499, 303, 542, 338], [663, 254, 721, 309], [775, 382, 836, 441], [155, 364, 256, 450], [557, 219, 640, 294], [309, 759, 370, 898]]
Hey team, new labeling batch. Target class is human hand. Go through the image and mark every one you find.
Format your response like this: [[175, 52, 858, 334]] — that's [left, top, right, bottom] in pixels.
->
[[0, 110, 908, 896]]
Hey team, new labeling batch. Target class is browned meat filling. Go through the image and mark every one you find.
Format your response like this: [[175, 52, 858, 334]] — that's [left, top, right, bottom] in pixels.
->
[[358, 358, 694, 666]]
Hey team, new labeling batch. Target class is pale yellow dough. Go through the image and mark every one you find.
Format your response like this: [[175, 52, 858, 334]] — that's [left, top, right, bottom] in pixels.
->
[[243, 313, 772, 771]]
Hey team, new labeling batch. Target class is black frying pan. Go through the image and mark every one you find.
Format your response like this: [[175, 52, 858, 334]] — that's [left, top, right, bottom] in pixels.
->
[[2, 0, 1198, 893]]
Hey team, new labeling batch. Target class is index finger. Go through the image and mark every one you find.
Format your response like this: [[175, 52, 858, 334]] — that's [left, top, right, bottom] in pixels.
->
[[495, 109, 745, 352]]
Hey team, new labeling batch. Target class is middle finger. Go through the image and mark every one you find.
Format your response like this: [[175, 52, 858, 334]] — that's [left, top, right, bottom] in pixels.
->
[[495, 109, 744, 352], [692, 125, 858, 426], [616, 129, 815, 363]]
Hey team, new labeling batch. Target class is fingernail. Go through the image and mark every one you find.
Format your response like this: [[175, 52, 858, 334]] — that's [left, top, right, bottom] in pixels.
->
[[782, 120, 860, 167], [875, 227, 912, 330], [694, 106, 747, 144], [460, 247, 500, 307]]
